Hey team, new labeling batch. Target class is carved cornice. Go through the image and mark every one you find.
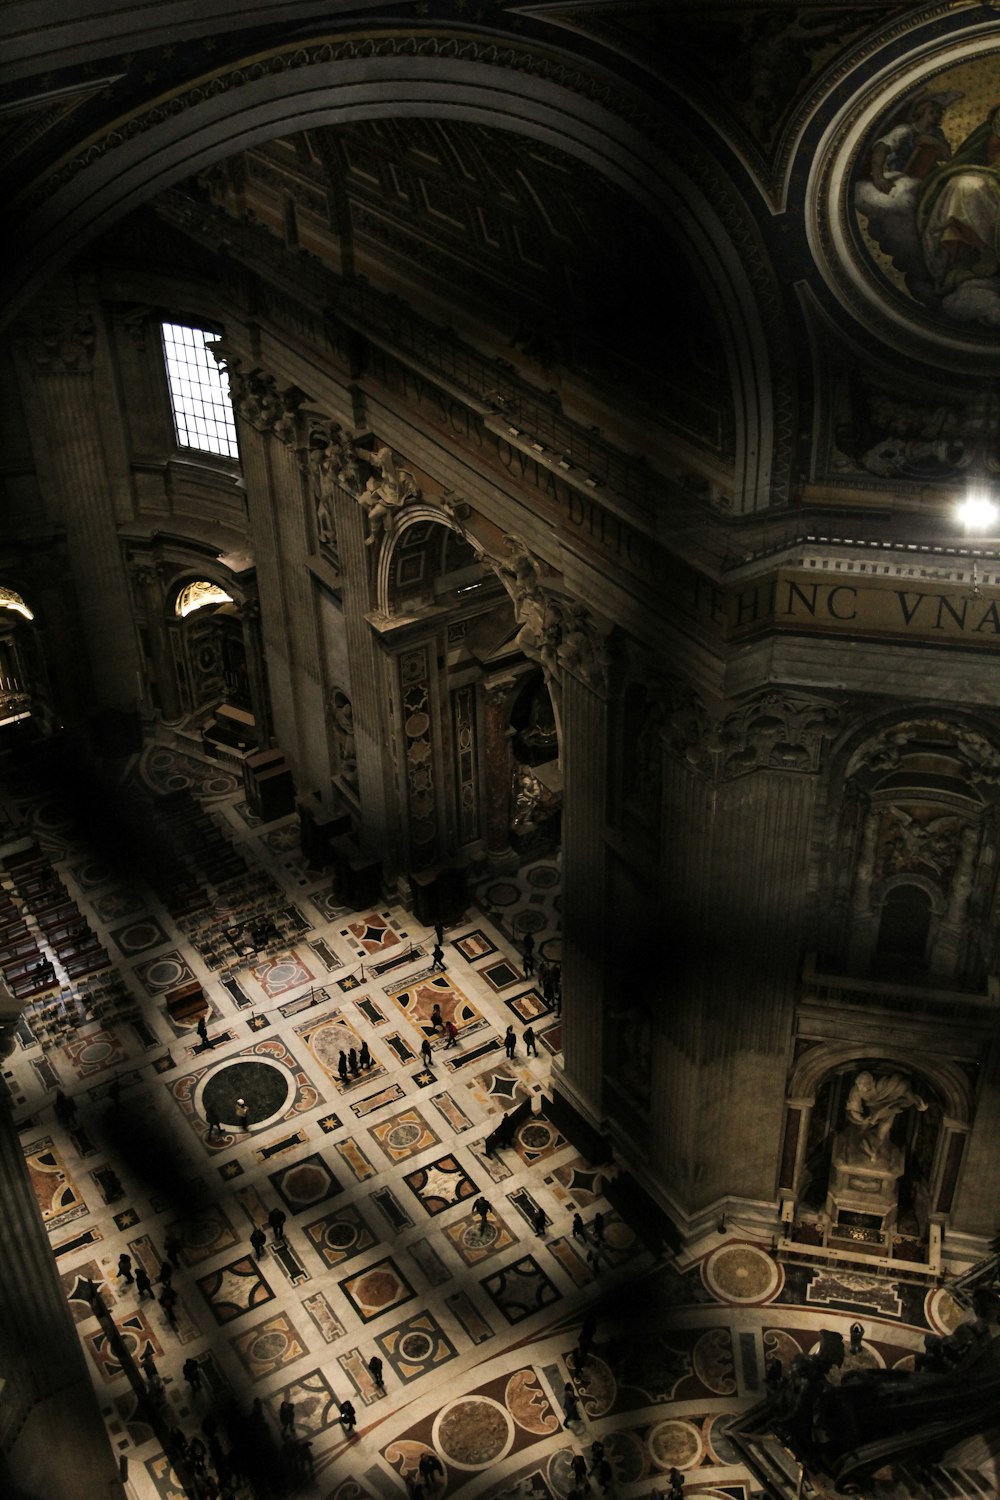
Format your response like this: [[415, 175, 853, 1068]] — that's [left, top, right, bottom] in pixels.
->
[[214, 347, 309, 444], [12, 310, 95, 374]]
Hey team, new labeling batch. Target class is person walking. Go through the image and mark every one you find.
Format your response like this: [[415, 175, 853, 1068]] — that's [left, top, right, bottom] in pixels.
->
[[532, 1203, 547, 1237], [589, 1439, 606, 1472], [235, 1098, 250, 1132], [572, 1212, 586, 1241], [523, 1025, 537, 1056], [348, 1045, 359, 1076], [163, 1231, 183, 1265], [206, 1102, 222, 1140], [183, 1356, 202, 1392], [339, 1398, 357, 1432], [433, 921, 444, 948], [430, 942, 446, 971], [570, 1454, 587, 1487], [473, 1195, 491, 1226], [419, 1451, 444, 1484], [135, 1265, 154, 1299], [250, 1225, 267, 1259], [368, 1354, 385, 1389], [359, 1039, 373, 1070], [140, 1347, 159, 1384], [268, 1207, 287, 1243], [160, 1286, 178, 1326], [279, 1399, 295, 1436], [430, 1004, 444, 1033], [117, 1252, 133, 1283], [158, 1259, 173, 1287], [444, 1018, 458, 1048], [504, 1025, 516, 1059], [562, 1382, 581, 1427], [338, 1050, 349, 1083], [420, 1037, 433, 1068], [196, 1016, 209, 1047]]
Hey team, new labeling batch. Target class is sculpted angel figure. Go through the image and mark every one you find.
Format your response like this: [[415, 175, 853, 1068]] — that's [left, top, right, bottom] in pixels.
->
[[354, 444, 420, 545]]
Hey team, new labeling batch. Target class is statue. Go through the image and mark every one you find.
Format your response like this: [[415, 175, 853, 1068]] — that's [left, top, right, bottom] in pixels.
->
[[330, 690, 357, 790], [354, 444, 420, 545], [845, 1070, 927, 1164]]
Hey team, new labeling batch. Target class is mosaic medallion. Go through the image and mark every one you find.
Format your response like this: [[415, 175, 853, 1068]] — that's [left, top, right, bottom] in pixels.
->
[[272, 1368, 338, 1436], [648, 1417, 703, 1470], [166, 1204, 240, 1265], [692, 1327, 737, 1395], [443, 1208, 517, 1267], [110, 917, 170, 956], [703, 1242, 781, 1304], [249, 950, 314, 998], [925, 1286, 965, 1334], [231, 1310, 309, 1379], [377, 1308, 458, 1383], [339, 1256, 416, 1323], [23, 1135, 88, 1229], [304, 1203, 377, 1270], [196, 1255, 275, 1324], [402, 1154, 478, 1216], [480, 1255, 560, 1324], [369, 1107, 441, 1164], [135, 952, 195, 995], [269, 1152, 342, 1213], [199, 1058, 291, 1131], [62, 1028, 128, 1079], [434, 1395, 514, 1469]]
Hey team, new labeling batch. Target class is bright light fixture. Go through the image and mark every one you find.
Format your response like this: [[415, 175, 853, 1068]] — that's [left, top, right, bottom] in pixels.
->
[[958, 492, 999, 533]]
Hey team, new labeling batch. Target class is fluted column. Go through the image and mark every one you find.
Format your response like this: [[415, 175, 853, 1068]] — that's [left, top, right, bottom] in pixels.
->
[[13, 304, 139, 711], [929, 825, 977, 980], [482, 678, 516, 868], [556, 663, 609, 1124], [238, 597, 272, 747], [130, 564, 181, 721], [847, 810, 880, 971]]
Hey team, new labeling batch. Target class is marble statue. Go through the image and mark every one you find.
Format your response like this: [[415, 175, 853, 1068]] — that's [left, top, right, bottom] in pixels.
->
[[845, 1070, 927, 1164], [354, 444, 420, 545]]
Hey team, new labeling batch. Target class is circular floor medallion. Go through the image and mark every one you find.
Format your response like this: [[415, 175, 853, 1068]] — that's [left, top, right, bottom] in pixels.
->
[[512, 909, 546, 934], [198, 1058, 294, 1131], [648, 1418, 703, 1470], [519, 1121, 555, 1151], [251, 1329, 288, 1363], [526, 864, 559, 889], [485, 882, 520, 907], [79, 1039, 113, 1066], [703, 1242, 781, 1304], [925, 1286, 965, 1334], [399, 1330, 434, 1362], [433, 1396, 514, 1470], [386, 1123, 422, 1151], [353, 1269, 399, 1310], [146, 958, 185, 987]]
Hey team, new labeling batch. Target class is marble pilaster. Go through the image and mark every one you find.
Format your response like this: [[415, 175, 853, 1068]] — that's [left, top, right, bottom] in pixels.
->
[[238, 597, 272, 747]]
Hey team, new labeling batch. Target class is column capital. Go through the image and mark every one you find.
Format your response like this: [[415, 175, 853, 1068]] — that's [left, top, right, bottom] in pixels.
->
[[13, 309, 96, 374]]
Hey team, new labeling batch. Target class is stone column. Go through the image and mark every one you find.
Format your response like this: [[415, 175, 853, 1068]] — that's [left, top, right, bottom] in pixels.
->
[[555, 660, 609, 1126], [13, 303, 140, 711], [482, 678, 516, 870], [130, 564, 181, 721], [238, 597, 272, 747]]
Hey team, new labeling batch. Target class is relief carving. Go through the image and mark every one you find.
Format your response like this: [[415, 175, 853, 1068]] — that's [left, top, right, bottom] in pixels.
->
[[500, 536, 608, 691], [14, 310, 96, 374], [663, 687, 839, 782], [212, 349, 308, 443]]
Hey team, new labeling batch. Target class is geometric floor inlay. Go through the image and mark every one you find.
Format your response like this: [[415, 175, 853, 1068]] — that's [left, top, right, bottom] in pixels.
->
[[196, 1255, 276, 1325]]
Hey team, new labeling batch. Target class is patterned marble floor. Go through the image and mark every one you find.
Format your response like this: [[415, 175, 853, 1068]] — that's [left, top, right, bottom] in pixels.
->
[[0, 742, 976, 1500]]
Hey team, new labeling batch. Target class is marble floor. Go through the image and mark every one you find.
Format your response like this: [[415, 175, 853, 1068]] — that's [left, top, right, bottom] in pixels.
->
[[0, 737, 980, 1500]]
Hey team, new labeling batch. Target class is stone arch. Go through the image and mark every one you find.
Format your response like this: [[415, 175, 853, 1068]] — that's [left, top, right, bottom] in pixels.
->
[[788, 1041, 972, 1125], [9, 44, 776, 513]]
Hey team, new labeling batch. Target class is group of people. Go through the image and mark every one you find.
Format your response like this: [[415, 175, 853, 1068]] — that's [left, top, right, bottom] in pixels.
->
[[337, 1040, 373, 1081], [117, 1229, 185, 1324]]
